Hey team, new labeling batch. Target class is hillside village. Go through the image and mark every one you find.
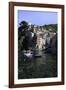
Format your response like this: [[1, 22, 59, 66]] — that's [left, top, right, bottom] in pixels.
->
[[18, 21, 57, 55]]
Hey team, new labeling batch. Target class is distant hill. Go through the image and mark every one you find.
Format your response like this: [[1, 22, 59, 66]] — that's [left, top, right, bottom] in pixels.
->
[[42, 24, 57, 32]]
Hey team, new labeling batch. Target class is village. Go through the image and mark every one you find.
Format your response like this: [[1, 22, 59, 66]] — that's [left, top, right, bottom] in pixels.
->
[[29, 23, 57, 52], [18, 21, 57, 55]]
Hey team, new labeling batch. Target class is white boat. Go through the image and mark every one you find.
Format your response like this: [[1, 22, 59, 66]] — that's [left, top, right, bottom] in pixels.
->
[[23, 50, 33, 58]]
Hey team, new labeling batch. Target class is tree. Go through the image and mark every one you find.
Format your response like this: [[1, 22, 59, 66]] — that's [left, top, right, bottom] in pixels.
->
[[19, 21, 29, 30], [18, 21, 29, 40], [18, 21, 29, 51]]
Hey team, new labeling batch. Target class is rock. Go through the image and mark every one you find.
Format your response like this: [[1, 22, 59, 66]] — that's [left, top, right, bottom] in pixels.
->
[[50, 34, 57, 55], [45, 33, 57, 55]]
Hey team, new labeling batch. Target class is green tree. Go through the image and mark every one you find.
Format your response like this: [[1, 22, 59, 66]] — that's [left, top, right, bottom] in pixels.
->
[[19, 21, 29, 30]]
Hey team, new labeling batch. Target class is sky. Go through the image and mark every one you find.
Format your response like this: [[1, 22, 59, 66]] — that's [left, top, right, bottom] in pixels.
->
[[18, 10, 58, 26]]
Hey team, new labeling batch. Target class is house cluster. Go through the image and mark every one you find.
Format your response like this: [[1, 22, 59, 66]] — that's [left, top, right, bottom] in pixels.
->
[[28, 23, 56, 51]]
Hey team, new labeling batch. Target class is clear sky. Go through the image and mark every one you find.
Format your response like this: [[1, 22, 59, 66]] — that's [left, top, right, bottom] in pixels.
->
[[18, 10, 58, 26]]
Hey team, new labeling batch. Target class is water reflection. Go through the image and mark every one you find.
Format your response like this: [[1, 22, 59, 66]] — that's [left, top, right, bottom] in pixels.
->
[[18, 50, 57, 79]]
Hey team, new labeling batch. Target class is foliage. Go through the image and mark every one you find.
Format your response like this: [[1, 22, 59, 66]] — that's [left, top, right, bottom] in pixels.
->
[[43, 24, 57, 32]]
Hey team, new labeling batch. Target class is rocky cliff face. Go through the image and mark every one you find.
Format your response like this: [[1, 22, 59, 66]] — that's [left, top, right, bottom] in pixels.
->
[[45, 33, 57, 55], [50, 34, 57, 55]]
